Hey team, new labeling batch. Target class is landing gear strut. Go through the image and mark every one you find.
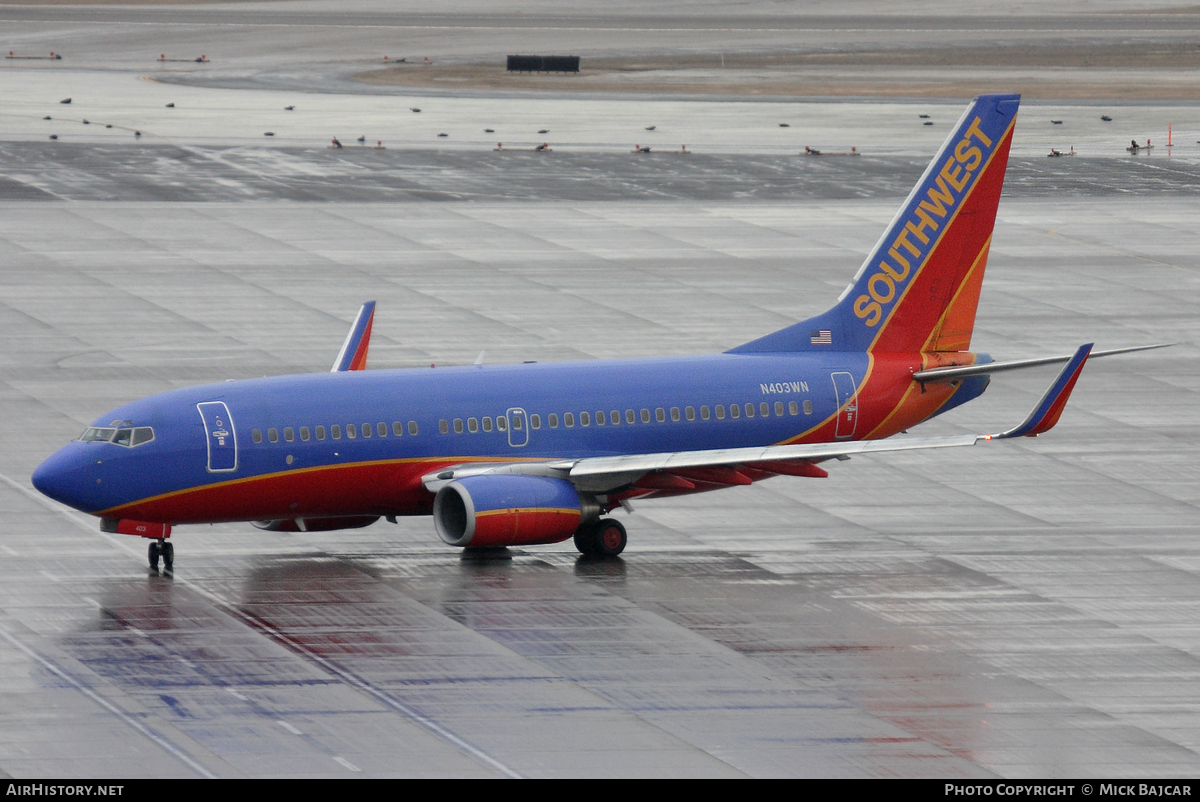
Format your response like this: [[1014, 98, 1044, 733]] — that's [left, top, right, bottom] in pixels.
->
[[148, 539, 173, 571], [574, 518, 627, 558]]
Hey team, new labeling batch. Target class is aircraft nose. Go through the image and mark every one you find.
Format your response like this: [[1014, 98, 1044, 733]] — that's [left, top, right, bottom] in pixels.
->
[[32, 443, 99, 512]]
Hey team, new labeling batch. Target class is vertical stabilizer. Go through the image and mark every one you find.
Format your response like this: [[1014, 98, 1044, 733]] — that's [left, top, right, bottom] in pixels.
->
[[730, 93, 1019, 355]]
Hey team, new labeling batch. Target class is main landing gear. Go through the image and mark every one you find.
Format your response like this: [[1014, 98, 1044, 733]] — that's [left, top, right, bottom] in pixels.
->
[[574, 518, 627, 558], [148, 539, 173, 572]]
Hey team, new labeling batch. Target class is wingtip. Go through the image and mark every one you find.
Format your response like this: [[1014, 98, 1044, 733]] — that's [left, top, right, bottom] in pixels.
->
[[996, 342, 1092, 439], [331, 301, 377, 372]]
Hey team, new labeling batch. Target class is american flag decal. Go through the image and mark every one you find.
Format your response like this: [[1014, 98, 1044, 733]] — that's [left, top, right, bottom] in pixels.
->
[[810, 330, 832, 345]]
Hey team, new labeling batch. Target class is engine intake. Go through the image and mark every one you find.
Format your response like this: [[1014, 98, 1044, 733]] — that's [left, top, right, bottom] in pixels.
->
[[433, 475, 596, 548]]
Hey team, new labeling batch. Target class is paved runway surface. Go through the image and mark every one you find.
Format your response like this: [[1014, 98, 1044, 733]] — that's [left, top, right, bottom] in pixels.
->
[[2, 0, 1200, 779], [2, 195, 1197, 778]]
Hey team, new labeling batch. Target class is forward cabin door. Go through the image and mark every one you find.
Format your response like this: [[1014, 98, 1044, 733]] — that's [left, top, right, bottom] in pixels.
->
[[506, 407, 529, 447], [831, 372, 858, 441], [197, 401, 238, 472]]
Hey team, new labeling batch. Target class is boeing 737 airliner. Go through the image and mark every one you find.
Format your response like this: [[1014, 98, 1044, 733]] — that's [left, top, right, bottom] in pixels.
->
[[31, 94, 1162, 570]]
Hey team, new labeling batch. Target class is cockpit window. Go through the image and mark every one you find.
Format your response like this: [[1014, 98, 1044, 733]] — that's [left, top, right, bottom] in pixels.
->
[[79, 426, 154, 447]]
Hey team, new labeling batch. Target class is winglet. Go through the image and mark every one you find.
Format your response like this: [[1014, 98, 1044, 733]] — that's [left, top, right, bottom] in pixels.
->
[[991, 343, 1092, 438], [331, 301, 376, 372]]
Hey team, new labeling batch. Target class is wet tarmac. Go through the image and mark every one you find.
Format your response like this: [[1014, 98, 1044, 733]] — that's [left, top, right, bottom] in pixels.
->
[[2, 0, 1200, 780], [1, 193, 1197, 778]]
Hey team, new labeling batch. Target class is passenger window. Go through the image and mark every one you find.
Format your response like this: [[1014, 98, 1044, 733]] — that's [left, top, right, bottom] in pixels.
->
[[640, 409, 650, 423], [284, 427, 294, 442], [655, 408, 666, 423], [715, 405, 725, 420], [685, 406, 695, 421], [377, 422, 387, 437], [393, 421, 403, 436], [730, 405, 740, 419], [670, 407, 680, 422], [347, 424, 357, 439], [468, 417, 479, 433], [581, 412, 591, 427], [268, 428, 279, 443], [513, 417, 522, 430], [700, 406, 711, 421], [611, 411, 620, 425], [594, 411, 603, 426], [803, 400, 813, 415], [300, 426, 310, 441], [253, 429, 263, 444], [564, 413, 574, 428], [531, 414, 541, 429], [745, 403, 755, 418], [775, 402, 784, 416], [361, 423, 371, 438], [439, 420, 449, 434], [408, 421, 419, 435], [760, 403, 770, 417], [131, 427, 155, 446], [626, 409, 635, 424], [548, 413, 559, 429], [332, 424, 342, 439], [483, 417, 493, 432], [113, 429, 133, 447], [316, 425, 326, 440], [789, 401, 799, 416], [453, 419, 464, 434], [497, 416, 507, 431]]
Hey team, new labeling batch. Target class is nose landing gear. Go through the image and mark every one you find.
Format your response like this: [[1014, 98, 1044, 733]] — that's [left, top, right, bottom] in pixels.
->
[[148, 539, 174, 572]]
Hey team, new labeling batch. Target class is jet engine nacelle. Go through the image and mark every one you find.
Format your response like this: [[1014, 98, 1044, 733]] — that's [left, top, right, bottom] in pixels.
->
[[433, 475, 597, 548]]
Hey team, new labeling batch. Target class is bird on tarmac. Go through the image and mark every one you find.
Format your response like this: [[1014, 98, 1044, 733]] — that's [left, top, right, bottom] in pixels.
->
[[645, 126, 656, 131], [331, 137, 342, 148], [59, 98, 70, 104], [49, 134, 57, 140], [285, 105, 295, 111], [411, 107, 421, 113], [165, 102, 174, 108], [357, 135, 365, 143]]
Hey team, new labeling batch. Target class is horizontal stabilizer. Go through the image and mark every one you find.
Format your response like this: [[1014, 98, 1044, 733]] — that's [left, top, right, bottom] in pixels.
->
[[913, 343, 1171, 383], [331, 301, 376, 372]]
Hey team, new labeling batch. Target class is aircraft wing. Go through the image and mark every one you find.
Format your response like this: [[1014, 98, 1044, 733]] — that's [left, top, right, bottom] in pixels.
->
[[423, 344, 1096, 494]]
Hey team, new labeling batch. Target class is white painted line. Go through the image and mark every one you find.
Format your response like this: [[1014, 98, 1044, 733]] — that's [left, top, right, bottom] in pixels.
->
[[333, 756, 361, 772], [277, 720, 303, 735], [0, 622, 218, 779]]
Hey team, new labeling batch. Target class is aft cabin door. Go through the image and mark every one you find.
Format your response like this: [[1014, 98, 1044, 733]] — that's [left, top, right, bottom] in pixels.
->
[[197, 401, 238, 472], [831, 372, 858, 441], [506, 408, 528, 448]]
